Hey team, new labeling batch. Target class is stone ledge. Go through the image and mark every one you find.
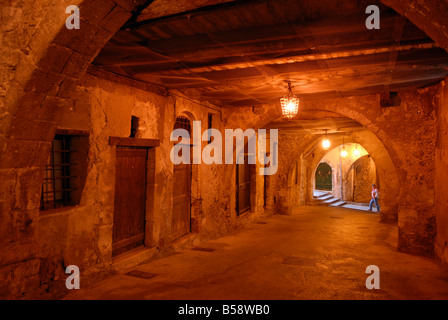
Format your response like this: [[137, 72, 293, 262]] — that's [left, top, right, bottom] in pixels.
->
[[111, 246, 158, 272], [109, 136, 160, 147], [170, 233, 201, 252]]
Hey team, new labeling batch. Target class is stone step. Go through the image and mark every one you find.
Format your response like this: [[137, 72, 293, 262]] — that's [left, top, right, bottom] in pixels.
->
[[343, 201, 369, 207], [313, 190, 330, 198], [340, 203, 379, 212], [322, 197, 340, 204], [112, 246, 158, 272], [330, 200, 346, 207], [307, 200, 328, 206], [318, 194, 334, 201]]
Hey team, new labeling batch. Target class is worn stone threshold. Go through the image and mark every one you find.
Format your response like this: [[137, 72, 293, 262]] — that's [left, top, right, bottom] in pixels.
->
[[112, 233, 204, 273], [171, 233, 201, 251], [112, 246, 158, 272]]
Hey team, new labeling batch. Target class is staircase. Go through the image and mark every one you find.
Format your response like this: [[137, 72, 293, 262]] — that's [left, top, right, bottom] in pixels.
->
[[311, 190, 346, 207], [311, 190, 377, 212]]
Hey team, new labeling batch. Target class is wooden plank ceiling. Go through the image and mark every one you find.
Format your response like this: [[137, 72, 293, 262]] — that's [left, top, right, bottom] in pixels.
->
[[92, 0, 448, 108]]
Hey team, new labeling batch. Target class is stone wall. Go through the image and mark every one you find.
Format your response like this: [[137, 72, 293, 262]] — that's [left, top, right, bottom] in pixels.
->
[[277, 130, 398, 222], [1, 70, 272, 297], [316, 143, 371, 202], [435, 79, 448, 270], [276, 133, 316, 214], [34, 73, 251, 296], [2, 0, 448, 298], [272, 82, 443, 257], [350, 155, 377, 204], [0, 0, 148, 299], [289, 85, 441, 256]]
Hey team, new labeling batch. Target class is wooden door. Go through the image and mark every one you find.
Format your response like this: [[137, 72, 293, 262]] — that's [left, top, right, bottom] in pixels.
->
[[112, 148, 147, 257], [237, 159, 251, 215], [315, 162, 332, 191], [172, 159, 191, 240]]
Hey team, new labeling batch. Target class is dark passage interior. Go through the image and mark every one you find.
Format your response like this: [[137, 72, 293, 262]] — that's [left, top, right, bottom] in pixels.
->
[[1, 0, 448, 300]]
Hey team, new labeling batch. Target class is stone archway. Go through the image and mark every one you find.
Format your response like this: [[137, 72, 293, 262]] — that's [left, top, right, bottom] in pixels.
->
[[1, 0, 447, 297], [300, 88, 440, 256], [311, 144, 374, 204], [314, 162, 333, 191], [381, 0, 448, 52], [0, 0, 148, 297], [279, 127, 400, 223], [348, 155, 378, 204]]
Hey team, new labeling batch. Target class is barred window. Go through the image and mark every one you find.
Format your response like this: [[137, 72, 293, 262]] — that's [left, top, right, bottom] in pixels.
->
[[207, 113, 213, 144], [174, 116, 191, 134], [40, 132, 88, 211]]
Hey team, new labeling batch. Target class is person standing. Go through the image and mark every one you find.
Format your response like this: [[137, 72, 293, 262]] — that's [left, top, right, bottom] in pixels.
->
[[368, 184, 380, 213]]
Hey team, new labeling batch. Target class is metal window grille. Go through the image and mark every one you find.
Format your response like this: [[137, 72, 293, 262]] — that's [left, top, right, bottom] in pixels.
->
[[174, 116, 191, 134], [40, 135, 76, 210], [207, 113, 213, 144]]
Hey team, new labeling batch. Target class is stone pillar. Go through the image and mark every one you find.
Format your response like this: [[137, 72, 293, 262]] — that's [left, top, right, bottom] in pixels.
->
[[277, 187, 293, 215]]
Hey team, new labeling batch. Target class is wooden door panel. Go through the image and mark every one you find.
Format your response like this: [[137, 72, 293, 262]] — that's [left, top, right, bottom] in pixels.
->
[[113, 148, 147, 257], [237, 161, 251, 215], [238, 182, 251, 213], [172, 163, 191, 240]]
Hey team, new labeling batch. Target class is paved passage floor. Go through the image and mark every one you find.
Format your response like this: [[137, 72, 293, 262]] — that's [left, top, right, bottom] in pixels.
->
[[65, 206, 448, 300]]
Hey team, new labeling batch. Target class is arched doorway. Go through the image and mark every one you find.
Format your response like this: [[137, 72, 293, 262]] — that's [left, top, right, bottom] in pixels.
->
[[236, 139, 255, 216], [172, 116, 192, 240], [236, 156, 252, 215], [315, 162, 332, 191]]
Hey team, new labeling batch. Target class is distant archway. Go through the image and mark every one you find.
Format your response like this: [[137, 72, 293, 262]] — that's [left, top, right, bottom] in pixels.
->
[[348, 155, 378, 203], [315, 162, 332, 191], [282, 131, 399, 222]]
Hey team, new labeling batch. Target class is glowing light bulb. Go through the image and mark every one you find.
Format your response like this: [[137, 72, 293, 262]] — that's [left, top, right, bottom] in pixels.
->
[[341, 149, 348, 157], [322, 138, 331, 150], [286, 102, 295, 112], [353, 146, 361, 157], [280, 82, 299, 119]]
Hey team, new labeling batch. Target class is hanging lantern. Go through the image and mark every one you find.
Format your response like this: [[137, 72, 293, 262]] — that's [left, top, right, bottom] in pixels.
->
[[322, 129, 330, 150], [280, 81, 299, 120]]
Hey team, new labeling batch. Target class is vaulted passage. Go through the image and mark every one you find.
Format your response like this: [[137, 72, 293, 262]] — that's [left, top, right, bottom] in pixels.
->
[[1, 0, 448, 300]]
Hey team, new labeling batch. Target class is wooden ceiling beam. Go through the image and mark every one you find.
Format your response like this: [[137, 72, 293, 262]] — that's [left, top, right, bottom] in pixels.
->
[[383, 14, 408, 90], [135, 0, 237, 22], [135, 63, 447, 95], [126, 0, 269, 28], [95, 36, 434, 69], [123, 42, 438, 76], [90, 0, 448, 107], [128, 13, 406, 53]]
